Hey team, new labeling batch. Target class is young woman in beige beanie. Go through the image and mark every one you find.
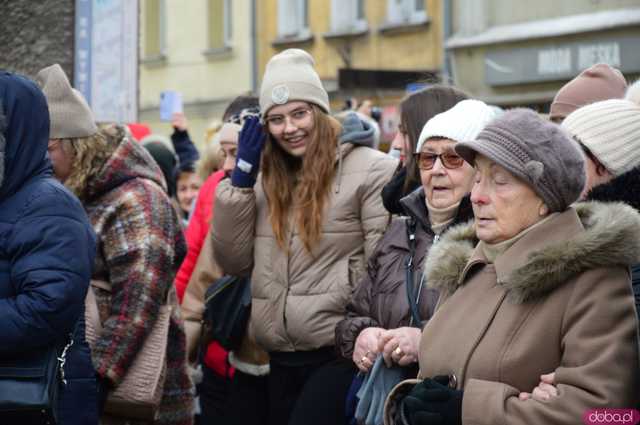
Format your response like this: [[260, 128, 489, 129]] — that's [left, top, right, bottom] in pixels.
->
[[211, 48, 397, 425]]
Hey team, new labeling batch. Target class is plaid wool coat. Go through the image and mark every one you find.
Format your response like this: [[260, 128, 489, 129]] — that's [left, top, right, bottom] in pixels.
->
[[84, 125, 193, 425]]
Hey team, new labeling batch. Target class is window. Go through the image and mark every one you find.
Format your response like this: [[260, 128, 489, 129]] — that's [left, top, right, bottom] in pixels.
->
[[143, 0, 166, 59], [208, 0, 232, 51], [330, 0, 367, 33], [277, 0, 309, 38], [386, 0, 427, 25]]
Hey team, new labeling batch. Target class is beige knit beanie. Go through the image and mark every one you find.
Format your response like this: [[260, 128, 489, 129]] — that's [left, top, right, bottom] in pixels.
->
[[562, 97, 640, 176], [260, 49, 329, 115], [35, 64, 98, 139], [549, 63, 627, 122], [216, 122, 241, 144]]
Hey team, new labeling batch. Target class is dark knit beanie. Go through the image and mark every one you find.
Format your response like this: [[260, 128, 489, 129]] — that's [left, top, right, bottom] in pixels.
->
[[456, 108, 586, 212], [144, 141, 178, 197]]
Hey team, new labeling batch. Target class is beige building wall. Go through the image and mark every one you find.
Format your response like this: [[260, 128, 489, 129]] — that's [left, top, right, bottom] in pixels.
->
[[139, 0, 254, 150]]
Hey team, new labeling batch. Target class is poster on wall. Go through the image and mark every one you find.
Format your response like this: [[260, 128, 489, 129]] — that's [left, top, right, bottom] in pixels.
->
[[74, 0, 138, 123]]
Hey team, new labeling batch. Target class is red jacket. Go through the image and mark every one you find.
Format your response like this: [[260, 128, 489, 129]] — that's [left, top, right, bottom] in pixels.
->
[[175, 170, 233, 377], [175, 170, 224, 301]]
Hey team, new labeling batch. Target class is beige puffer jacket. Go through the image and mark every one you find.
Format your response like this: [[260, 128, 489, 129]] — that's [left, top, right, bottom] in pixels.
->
[[212, 143, 397, 352]]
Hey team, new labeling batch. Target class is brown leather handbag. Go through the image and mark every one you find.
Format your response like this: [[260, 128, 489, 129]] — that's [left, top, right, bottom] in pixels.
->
[[85, 280, 171, 420]]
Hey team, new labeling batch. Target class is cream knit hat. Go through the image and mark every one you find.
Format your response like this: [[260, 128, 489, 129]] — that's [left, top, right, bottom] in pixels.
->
[[626, 78, 640, 105], [415, 99, 500, 153], [216, 122, 241, 144], [35, 64, 98, 139], [562, 97, 640, 176], [260, 49, 329, 115]]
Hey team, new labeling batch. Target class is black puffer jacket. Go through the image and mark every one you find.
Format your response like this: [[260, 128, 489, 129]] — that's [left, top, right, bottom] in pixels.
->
[[586, 167, 640, 322], [335, 188, 473, 359]]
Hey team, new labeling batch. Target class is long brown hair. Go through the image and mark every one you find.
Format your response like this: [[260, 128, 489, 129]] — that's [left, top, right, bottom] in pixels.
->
[[400, 85, 469, 192], [262, 103, 342, 253]]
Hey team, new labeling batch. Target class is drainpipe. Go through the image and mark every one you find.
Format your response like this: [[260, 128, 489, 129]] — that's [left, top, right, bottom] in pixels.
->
[[442, 0, 453, 84], [251, 0, 258, 93]]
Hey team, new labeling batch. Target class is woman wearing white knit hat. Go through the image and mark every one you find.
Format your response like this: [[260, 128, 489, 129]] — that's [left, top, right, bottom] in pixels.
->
[[211, 48, 397, 425], [331, 99, 500, 425]]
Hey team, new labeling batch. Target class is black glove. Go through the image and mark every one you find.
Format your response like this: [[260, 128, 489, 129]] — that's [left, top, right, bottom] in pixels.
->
[[402, 376, 463, 425]]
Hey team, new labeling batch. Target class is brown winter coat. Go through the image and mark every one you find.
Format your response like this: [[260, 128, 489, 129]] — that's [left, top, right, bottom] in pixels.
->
[[385, 202, 640, 424], [212, 143, 397, 352], [181, 231, 270, 374], [335, 189, 473, 360]]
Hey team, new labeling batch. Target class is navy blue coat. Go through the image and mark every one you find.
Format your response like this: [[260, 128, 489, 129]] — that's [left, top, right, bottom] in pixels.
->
[[0, 72, 97, 424]]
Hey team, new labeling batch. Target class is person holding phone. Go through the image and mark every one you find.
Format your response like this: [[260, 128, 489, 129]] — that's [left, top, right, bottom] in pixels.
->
[[211, 49, 397, 425]]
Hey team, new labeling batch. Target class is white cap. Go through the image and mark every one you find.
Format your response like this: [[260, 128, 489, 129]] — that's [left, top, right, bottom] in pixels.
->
[[415, 99, 500, 153]]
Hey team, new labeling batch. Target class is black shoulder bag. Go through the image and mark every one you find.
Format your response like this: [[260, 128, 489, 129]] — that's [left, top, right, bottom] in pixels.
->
[[405, 218, 423, 327], [0, 334, 73, 424], [203, 275, 252, 351]]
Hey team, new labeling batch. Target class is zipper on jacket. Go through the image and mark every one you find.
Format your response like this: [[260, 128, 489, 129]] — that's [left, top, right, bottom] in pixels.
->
[[282, 218, 296, 349]]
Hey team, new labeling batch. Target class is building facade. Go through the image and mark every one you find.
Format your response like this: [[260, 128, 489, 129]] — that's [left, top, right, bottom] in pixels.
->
[[139, 0, 256, 148], [256, 0, 443, 145], [447, 0, 640, 110]]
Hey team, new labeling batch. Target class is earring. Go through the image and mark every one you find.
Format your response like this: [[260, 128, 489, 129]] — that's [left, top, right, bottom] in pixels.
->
[[539, 204, 549, 216]]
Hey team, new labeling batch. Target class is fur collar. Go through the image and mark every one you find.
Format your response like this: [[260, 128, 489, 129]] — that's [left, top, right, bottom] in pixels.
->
[[424, 201, 640, 303]]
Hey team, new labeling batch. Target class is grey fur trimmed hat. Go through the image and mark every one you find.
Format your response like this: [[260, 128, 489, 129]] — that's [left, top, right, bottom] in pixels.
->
[[456, 108, 586, 213], [259, 49, 330, 115], [36, 64, 98, 139]]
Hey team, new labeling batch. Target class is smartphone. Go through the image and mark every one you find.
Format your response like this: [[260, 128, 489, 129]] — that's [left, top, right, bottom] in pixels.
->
[[160, 91, 183, 121]]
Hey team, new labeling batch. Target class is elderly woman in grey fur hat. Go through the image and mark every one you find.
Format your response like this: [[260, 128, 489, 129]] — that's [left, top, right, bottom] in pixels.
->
[[384, 109, 640, 425]]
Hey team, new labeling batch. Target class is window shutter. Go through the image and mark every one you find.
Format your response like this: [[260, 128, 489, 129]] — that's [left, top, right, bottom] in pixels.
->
[[208, 0, 225, 49], [144, 0, 161, 56]]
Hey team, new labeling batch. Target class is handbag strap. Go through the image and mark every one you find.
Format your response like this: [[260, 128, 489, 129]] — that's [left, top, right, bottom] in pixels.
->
[[405, 218, 422, 327]]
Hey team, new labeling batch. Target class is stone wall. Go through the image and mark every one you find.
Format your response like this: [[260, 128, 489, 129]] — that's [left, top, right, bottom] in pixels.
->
[[0, 0, 75, 79]]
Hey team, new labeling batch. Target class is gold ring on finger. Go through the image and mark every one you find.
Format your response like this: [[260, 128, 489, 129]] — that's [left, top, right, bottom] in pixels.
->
[[394, 347, 403, 356]]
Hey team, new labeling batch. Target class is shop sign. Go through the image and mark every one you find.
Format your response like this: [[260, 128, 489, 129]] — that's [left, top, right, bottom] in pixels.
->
[[485, 34, 640, 86]]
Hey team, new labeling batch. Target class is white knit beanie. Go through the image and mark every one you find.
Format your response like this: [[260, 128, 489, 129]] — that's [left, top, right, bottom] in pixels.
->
[[260, 49, 330, 115], [35, 64, 98, 139], [415, 99, 500, 153], [562, 97, 640, 176], [626, 78, 640, 105]]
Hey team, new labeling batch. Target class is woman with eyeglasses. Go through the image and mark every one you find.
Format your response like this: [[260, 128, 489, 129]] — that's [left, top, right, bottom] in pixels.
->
[[210, 49, 397, 425], [333, 100, 499, 423], [385, 108, 639, 425], [381, 86, 469, 215]]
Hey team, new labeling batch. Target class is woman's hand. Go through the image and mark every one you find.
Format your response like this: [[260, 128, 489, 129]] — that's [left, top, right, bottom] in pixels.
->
[[231, 116, 266, 188], [519, 372, 557, 401], [378, 327, 422, 367], [353, 327, 384, 373]]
